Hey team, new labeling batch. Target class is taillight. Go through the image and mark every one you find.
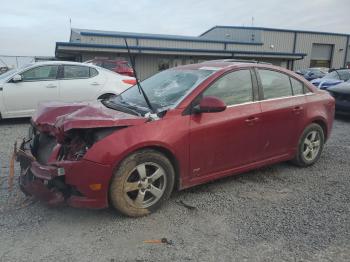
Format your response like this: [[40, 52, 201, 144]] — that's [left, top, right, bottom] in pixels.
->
[[122, 79, 136, 85]]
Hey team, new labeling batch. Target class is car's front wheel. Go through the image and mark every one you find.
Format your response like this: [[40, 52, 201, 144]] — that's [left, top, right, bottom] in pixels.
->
[[109, 149, 175, 217], [293, 123, 325, 167]]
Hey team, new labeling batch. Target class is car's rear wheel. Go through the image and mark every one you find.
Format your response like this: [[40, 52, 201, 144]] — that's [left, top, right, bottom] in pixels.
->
[[292, 123, 324, 167], [109, 149, 175, 217]]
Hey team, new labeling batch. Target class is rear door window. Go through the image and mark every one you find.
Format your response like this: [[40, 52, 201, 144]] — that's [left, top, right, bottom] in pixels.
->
[[258, 69, 292, 99], [63, 65, 90, 79]]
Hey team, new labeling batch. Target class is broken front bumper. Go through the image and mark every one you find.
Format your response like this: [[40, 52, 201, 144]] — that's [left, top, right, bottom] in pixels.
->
[[15, 139, 112, 209]]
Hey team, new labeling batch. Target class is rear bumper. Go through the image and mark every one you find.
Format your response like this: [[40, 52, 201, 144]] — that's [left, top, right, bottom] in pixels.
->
[[16, 140, 112, 209]]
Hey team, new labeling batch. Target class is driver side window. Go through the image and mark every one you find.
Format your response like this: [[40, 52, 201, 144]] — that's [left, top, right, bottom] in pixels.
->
[[203, 70, 253, 106], [21, 66, 59, 81]]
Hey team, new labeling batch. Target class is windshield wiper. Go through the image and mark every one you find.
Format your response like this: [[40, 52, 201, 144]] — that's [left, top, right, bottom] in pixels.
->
[[101, 99, 141, 116], [124, 38, 155, 114]]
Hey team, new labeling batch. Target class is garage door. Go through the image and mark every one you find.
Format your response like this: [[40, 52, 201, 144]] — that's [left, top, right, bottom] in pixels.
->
[[310, 44, 333, 68]]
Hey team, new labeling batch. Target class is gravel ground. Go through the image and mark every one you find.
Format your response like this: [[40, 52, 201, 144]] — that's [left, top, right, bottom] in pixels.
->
[[0, 117, 349, 262]]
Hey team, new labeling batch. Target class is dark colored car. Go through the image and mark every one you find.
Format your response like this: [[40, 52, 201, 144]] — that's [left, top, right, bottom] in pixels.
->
[[311, 69, 350, 90], [295, 67, 328, 81], [16, 61, 335, 217], [327, 80, 350, 115], [86, 59, 134, 77]]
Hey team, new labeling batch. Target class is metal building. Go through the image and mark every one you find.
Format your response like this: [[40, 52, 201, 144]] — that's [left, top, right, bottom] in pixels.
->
[[56, 26, 350, 80]]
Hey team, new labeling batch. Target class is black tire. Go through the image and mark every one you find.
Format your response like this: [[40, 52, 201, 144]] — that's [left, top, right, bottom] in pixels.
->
[[109, 149, 175, 217], [292, 123, 325, 167]]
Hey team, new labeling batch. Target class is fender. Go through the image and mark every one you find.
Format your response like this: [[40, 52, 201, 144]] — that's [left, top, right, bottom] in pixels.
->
[[83, 114, 191, 185]]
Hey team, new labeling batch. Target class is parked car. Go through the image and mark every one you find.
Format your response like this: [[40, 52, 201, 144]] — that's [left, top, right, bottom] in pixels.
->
[[0, 61, 136, 119], [327, 80, 350, 115], [16, 61, 334, 217], [295, 67, 328, 81], [311, 69, 350, 89], [86, 59, 134, 77]]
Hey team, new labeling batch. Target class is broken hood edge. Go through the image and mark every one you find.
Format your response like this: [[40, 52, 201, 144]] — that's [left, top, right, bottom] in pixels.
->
[[32, 101, 146, 135]]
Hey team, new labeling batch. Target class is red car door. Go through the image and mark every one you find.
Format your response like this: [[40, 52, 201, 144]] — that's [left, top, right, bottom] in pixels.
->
[[189, 69, 262, 178], [256, 68, 307, 160]]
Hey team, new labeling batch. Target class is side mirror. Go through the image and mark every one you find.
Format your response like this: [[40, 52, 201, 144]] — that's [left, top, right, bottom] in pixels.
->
[[193, 96, 227, 113], [12, 74, 22, 82]]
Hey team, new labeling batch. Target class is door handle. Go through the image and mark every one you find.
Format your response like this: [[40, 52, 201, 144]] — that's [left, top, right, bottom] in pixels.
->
[[245, 116, 259, 126], [46, 84, 57, 88], [292, 106, 303, 115], [90, 82, 100, 86]]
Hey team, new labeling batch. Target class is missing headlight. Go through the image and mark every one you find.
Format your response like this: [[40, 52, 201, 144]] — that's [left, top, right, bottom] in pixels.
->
[[58, 127, 124, 161]]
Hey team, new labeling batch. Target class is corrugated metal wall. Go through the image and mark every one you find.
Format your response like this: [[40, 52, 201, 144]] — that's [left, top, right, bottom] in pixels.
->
[[70, 31, 81, 43], [226, 30, 294, 52], [294, 34, 348, 69], [80, 36, 137, 46], [59, 28, 350, 76], [138, 39, 223, 50], [81, 52, 211, 80], [200, 27, 262, 43]]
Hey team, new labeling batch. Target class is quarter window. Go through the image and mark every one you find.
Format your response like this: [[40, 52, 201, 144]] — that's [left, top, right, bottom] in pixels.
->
[[90, 68, 99, 77], [203, 70, 253, 106], [258, 69, 292, 99], [290, 77, 304, 95], [21, 65, 58, 81], [63, 65, 90, 79]]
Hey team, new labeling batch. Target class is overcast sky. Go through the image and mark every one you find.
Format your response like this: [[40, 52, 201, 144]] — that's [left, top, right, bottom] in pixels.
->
[[0, 0, 349, 57]]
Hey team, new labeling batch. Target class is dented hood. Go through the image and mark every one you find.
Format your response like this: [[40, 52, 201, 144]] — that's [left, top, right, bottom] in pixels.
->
[[32, 101, 146, 134]]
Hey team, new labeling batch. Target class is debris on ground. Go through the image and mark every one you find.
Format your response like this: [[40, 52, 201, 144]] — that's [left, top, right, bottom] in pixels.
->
[[177, 200, 197, 210], [144, 238, 173, 245]]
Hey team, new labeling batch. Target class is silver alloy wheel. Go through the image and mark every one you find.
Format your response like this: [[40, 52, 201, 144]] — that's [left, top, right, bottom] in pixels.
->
[[302, 130, 321, 161], [123, 162, 167, 208]]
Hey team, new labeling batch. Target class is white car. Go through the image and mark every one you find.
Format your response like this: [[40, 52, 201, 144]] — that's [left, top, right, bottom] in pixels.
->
[[0, 61, 136, 119]]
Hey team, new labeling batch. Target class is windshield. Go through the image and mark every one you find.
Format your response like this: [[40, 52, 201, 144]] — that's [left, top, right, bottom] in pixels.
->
[[323, 71, 340, 80], [108, 68, 214, 114], [324, 70, 350, 81]]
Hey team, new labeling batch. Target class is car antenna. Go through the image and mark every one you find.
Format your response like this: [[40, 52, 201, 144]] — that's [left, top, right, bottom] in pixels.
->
[[123, 38, 154, 113]]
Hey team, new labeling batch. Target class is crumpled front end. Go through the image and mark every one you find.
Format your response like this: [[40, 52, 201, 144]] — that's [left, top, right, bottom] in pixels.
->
[[16, 125, 115, 209], [15, 101, 148, 209]]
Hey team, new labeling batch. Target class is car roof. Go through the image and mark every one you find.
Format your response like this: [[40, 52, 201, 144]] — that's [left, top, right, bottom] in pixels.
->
[[174, 59, 281, 72], [32, 61, 96, 67]]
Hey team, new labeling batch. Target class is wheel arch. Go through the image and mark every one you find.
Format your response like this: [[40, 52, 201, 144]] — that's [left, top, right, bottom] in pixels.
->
[[145, 145, 181, 190], [311, 118, 328, 140]]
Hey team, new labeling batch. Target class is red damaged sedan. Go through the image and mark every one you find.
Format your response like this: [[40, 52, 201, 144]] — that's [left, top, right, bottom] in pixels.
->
[[16, 60, 335, 217]]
